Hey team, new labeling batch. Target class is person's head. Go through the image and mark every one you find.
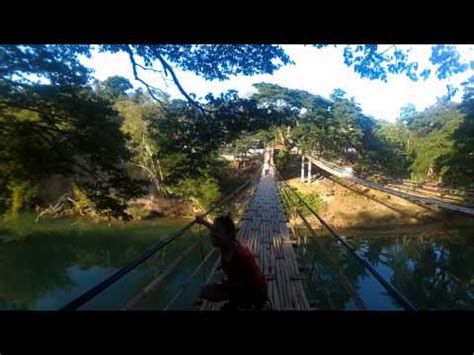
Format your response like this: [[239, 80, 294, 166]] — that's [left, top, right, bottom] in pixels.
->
[[210, 215, 236, 248]]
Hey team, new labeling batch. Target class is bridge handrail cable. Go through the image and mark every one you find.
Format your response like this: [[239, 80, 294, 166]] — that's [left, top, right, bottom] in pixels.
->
[[60, 179, 252, 311], [275, 169, 417, 311]]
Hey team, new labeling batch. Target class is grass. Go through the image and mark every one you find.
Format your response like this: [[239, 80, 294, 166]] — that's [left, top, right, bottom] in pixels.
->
[[126, 206, 152, 220]]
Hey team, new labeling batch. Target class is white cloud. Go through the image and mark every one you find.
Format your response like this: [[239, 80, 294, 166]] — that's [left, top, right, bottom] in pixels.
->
[[80, 45, 474, 122]]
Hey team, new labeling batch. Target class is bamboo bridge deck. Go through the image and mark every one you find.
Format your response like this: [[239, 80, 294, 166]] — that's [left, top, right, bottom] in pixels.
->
[[200, 163, 310, 311]]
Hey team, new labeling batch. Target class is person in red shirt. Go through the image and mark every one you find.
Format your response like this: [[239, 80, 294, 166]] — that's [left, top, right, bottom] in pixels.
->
[[195, 214, 268, 310]]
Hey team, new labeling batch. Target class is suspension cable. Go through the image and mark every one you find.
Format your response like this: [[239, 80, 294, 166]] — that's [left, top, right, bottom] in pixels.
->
[[278, 177, 367, 309], [275, 170, 417, 311], [163, 248, 216, 310], [60, 179, 251, 311]]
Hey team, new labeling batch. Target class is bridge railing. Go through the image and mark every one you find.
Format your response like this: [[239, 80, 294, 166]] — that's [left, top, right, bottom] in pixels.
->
[[274, 169, 417, 311], [60, 178, 257, 311], [304, 153, 474, 216]]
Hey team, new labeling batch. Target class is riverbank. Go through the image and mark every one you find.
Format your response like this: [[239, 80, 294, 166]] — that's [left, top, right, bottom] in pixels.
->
[[0, 161, 260, 245], [129, 161, 260, 219], [287, 175, 474, 230], [0, 213, 193, 244]]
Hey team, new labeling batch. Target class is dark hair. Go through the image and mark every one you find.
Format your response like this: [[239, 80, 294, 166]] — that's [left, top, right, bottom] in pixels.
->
[[214, 215, 236, 240]]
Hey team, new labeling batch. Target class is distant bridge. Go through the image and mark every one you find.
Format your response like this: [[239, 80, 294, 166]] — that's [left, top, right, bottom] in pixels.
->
[[301, 154, 474, 217]]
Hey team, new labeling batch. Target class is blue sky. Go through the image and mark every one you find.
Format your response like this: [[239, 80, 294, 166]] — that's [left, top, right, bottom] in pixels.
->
[[80, 45, 474, 122]]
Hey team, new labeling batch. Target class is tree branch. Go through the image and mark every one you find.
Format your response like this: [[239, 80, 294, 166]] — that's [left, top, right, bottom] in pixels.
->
[[153, 52, 217, 115], [24, 124, 113, 185], [124, 45, 170, 111], [380, 45, 396, 55], [134, 62, 172, 87], [133, 162, 156, 179]]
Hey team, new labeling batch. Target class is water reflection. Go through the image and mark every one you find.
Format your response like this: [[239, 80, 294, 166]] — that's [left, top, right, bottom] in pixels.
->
[[2, 217, 472, 310], [297, 227, 474, 310], [0, 218, 215, 310]]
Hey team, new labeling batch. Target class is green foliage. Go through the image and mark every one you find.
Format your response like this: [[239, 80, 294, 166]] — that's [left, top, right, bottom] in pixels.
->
[[172, 176, 221, 212], [404, 103, 465, 183], [99, 45, 293, 81], [368, 122, 411, 177], [255, 85, 389, 166], [275, 149, 291, 174], [253, 82, 330, 115], [148, 91, 276, 185], [223, 130, 272, 157], [281, 185, 326, 218], [4, 181, 37, 221], [437, 79, 474, 185], [113, 93, 168, 195], [0, 47, 145, 218], [126, 206, 152, 220], [94, 76, 133, 100], [71, 184, 94, 215], [254, 82, 474, 186], [1, 44, 472, 221]]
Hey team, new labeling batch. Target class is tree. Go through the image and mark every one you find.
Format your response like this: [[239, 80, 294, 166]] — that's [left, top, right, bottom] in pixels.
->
[[339, 44, 471, 82], [2, 44, 473, 217], [403, 102, 465, 182], [0, 45, 144, 218], [7, 44, 466, 110], [5, 44, 471, 113], [97, 45, 294, 110], [113, 91, 168, 195], [95, 76, 133, 100], [373, 122, 411, 177], [433, 77, 474, 185], [330, 88, 347, 101], [147, 90, 276, 183], [109, 44, 471, 108], [399, 104, 417, 122], [251, 83, 411, 178]]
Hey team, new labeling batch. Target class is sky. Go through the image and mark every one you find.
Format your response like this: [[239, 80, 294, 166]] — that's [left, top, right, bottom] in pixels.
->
[[80, 45, 474, 122]]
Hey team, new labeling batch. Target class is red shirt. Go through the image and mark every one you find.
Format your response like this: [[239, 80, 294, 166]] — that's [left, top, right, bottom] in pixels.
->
[[221, 242, 267, 298]]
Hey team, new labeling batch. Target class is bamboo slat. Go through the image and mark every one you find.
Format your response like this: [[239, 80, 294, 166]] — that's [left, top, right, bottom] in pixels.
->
[[197, 162, 310, 310]]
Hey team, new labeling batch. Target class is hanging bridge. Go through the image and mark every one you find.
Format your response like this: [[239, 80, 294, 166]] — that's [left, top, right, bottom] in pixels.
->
[[200, 155, 310, 310], [301, 154, 474, 217], [60, 146, 474, 311]]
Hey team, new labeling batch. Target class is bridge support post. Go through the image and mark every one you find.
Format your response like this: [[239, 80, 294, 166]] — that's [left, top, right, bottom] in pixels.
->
[[307, 160, 312, 183], [301, 155, 305, 182]]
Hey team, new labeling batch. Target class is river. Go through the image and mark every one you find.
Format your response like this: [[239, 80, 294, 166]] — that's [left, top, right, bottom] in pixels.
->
[[1, 216, 472, 310], [296, 224, 474, 310], [0, 215, 217, 310]]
